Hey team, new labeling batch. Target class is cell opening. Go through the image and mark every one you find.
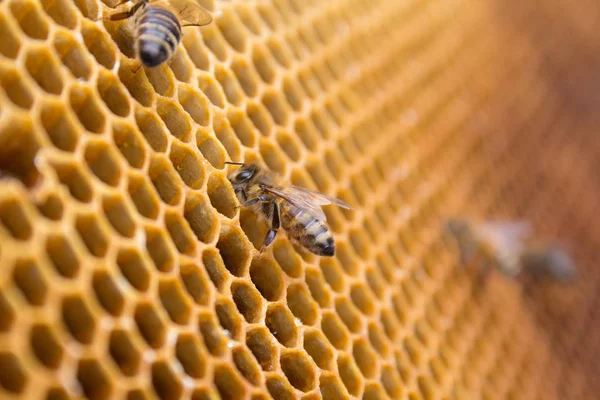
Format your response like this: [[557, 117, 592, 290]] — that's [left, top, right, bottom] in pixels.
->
[[157, 98, 193, 142], [30, 323, 63, 369], [9, 0, 49, 40], [92, 270, 125, 316], [265, 304, 298, 347], [169, 141, 205, 189], [180, 261, 212, 306], [117, 247, 151, 292], [102, 195, 136, 238], [149, 156, 183, 206], [231, 281, 263, 323], [179, 86, 210, 126], [152, 362, 183, 400], [165, 211, 197, 256], [0, 352, 27, 393], [145, 226, 176, 272], [197, 129, 226, 169], [109, 330, 141, 377], [0, 67, 33, 109], [69, 85, 107, 134], [62, 295, 96, 344], [13, 259, 48, 306], [249, 258, 284, 301], [97, 71, 130, 117], [24, 46, 63, 95], [232, 346, 261, 386], [46, 235, 80, 278], [246, 327, 277, 371], [134, 302, 166, 349], [287, 283, 318, 325], [176, 333, 207, 379], [75, 214, 108, 258], [304, 330, 335, 370], [134, 108, 168, 152], [159, 279, 193, 325], [213, 364, 245, 400], [198, 313, 227, 356]]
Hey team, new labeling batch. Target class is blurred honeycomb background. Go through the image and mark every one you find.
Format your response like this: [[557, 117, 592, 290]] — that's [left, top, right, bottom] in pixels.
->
[[0, 0, 598, 398]]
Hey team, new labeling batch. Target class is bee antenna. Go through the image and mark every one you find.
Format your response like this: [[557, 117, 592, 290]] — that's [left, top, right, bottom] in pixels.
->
[[225, 161, 244, 166]]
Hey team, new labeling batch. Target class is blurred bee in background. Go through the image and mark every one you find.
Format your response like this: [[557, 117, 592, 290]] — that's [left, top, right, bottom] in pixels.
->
[[108, 0, 212, 68], [227, 162, 351, 256], [445, 217, 576, 281]]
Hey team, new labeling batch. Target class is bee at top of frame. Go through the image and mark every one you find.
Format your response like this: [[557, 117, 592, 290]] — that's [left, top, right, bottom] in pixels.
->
[[445, 217, 576, 281], [108, 0, 212, 68], [227, 162, 352, 257]]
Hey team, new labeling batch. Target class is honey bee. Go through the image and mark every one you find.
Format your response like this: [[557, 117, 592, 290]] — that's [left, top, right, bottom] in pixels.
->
[[445, 218, 532, 277], [445, 218, 576, 281], [109, 0, 212, 68], [227, 162, 351, 256]]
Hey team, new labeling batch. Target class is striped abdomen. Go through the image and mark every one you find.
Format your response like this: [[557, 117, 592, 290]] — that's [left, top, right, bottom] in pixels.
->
[[135, 5, 182, 67], [280, 201, 335, 256]]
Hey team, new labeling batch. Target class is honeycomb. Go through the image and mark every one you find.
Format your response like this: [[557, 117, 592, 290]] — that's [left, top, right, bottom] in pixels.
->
[[0, 0, 598, 398]]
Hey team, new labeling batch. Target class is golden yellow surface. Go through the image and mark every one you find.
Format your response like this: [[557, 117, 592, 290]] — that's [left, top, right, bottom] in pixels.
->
[[0, 0, 597, 398]]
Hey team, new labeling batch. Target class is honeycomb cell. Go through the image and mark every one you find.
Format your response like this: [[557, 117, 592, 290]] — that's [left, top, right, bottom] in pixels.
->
[[134, 108, 168, 152], [259, 138, 287, 175], [216, 65, 244, 106], [145, 226, 177, 272], [217, 226, 252, 276], [152, 361, 183, 400], [198, 74, 226, 109], [159, 278, 193, 325], [231, 280, 263, 323], [30, 323, 64, 369], [117, 247, 151, 292], [81, 20, 117, 69], [273, 240, 303, 278], [0, 352, 27, 393], [0, 66, 34, 109], [0, 13, 21, 59], [229, 109, 258, 147], [287, 283, 318, 325], [363, 383, 388, 400], [92, 270, 125, 316], [53, 30, 92, 80], [145, 67, 176, 97], [214, 117, 243, 160], [320, 374, 349, 400], [417, 375, 436, 400], [127, 173, 159, 220], [103, 195, 136, 238], [109, 329, 141, 377], [246, 327, 278, 371], [0, 292, 15, 332], [265, 304, 298, 347], [69, 84, 107, 134], [23, 46, 64, 95], [75, 214, 108, 258], [39, 100, 80, 152], [46, 387, 70, 400], [157, 97, 193, 142], [232, 345, 262, 386], [149, 156, 183, 205], [0, 199, 32, 241], [336, 242, 360, 276], [280, 350, 317, 392], [321, 311, 350, 350], [165, 210, 198, 256], [250, 258, 284, 301], [62, 294, 96, 344], [40, 0, 77, 28], [13, 259, 48, 306], [353, 339, 378, 379], [350, 283, 376, 316], [198, 312, 228, 356], [197, 128, 227, 169], [215, 297, 244, 340], [303, 329, 334, 371], [304, 267, 331, 308], [97, 71, 130, 117], [246, 101, 273, 137], [214, 363, 246, 400], [335, 298, 363, 334], [319, 258, 346, 293], [134, 302, 166, 349], [381, 365, 403, 398], [170, 141, 205, 189], [175, 332, 207, 379], [169, 51, 195, 83], [252, 46, 276, 84], [119, 65, 155, 107], [52, 161, 93, 202], [262, 90, 290, 126], [202, 247, 229, 291], [179, 260, 212, 306], [337, 354, 363, 397], [294, 118, 319, 151], [217, 11, 247, 53], [179, 86, 210, 127], [275, 129, 303, 162], [9, 0, 49, 40], [231, 57, 258, 97]]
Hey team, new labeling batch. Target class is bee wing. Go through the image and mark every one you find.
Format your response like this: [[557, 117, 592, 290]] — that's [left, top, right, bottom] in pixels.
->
[[475, 221, 531, 276], [289, 185, 352, 210], [262, 186, 337, 222], [154, 0, 212, 26]]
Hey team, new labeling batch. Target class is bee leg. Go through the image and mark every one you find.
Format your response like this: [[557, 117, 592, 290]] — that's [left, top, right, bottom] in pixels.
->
[[237, 195, 270, 209], [260, 202, 280, 253]]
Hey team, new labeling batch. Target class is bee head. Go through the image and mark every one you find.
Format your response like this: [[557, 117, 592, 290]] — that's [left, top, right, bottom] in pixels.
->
[[226, 162, 258, 185]]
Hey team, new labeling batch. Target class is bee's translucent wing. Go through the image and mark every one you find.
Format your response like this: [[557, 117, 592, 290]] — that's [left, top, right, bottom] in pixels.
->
[[263, 186, 350, 222], [289, 185, 352, 209], [476, 221, 531, 276], [155, 0, 212, 26]]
